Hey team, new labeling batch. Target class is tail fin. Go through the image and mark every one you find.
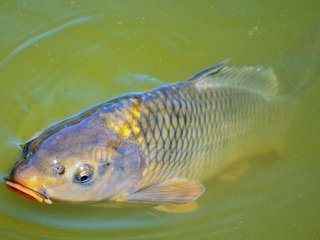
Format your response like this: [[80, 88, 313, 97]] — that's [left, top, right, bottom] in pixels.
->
[[275, 25, 320, 96]]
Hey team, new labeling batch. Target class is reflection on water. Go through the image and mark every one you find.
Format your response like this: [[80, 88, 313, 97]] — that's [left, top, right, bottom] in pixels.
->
[[0, 1, 319, 239]]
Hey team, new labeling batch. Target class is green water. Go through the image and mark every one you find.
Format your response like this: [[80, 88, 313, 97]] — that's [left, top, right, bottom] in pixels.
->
[[0, 1, 319, 239]]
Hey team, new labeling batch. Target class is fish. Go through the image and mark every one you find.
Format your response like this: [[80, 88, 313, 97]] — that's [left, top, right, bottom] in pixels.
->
[[5, 61, 297, 205]]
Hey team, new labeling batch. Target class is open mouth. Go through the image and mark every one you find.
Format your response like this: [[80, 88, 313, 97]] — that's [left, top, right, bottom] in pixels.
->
[[5, 180, 52, 204]]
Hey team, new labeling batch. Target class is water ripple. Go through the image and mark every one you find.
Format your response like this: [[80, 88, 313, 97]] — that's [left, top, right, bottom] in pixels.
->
[[0, 16, 98, 68], [116, 72, 164, 91]]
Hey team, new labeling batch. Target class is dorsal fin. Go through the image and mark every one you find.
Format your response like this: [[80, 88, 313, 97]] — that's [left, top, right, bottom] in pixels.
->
[[187, 60, 228, 82], [189, 62, 279, 95]]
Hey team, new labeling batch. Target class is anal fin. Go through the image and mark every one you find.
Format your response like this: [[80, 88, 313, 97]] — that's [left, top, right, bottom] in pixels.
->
[[153, 202, 199, 213]]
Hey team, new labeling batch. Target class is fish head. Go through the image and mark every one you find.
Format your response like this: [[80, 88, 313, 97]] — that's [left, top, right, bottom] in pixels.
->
[[5, 114, 145, 204]]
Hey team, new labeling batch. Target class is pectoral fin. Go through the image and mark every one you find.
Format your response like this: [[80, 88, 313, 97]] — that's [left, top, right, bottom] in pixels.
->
[[118, 178, 205, 204]]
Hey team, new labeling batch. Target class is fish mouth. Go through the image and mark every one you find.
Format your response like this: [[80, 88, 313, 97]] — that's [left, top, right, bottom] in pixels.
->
[[5, 179, 52, 204]]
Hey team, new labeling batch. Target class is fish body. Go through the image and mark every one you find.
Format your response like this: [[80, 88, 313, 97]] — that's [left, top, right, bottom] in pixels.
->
[[5, 62, 294, 204]]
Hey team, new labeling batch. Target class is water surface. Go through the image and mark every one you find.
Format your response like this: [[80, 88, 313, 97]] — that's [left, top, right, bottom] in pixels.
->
[[0, 1, 319, 239]]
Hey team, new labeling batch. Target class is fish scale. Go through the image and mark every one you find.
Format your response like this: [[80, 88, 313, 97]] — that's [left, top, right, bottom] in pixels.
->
[[133, 79, 290, 188]]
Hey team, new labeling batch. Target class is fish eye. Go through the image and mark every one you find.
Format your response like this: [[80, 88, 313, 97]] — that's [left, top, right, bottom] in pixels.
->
[[74, 164, 94, 183]]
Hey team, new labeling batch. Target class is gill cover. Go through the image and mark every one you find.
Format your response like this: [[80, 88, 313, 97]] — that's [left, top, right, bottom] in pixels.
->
[[101, 142, 146, 200]]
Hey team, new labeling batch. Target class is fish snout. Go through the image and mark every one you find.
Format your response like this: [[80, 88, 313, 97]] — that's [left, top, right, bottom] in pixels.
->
[[5, 166, 52, 204]]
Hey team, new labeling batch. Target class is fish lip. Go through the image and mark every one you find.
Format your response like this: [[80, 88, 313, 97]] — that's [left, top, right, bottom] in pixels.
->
[[4, 179, 52, 204]]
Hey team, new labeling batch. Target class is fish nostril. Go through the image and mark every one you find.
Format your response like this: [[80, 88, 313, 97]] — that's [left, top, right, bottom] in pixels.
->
[[53, 164, 65, 175]]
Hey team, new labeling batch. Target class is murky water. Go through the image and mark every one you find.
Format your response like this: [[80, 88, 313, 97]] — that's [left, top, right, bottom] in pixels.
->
[[0, 1, 319, 239]]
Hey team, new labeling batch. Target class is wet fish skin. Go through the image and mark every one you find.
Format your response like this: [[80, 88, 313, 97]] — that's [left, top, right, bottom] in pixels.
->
[[129, 65, 290, 189], [6, 61, 293, 204]]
